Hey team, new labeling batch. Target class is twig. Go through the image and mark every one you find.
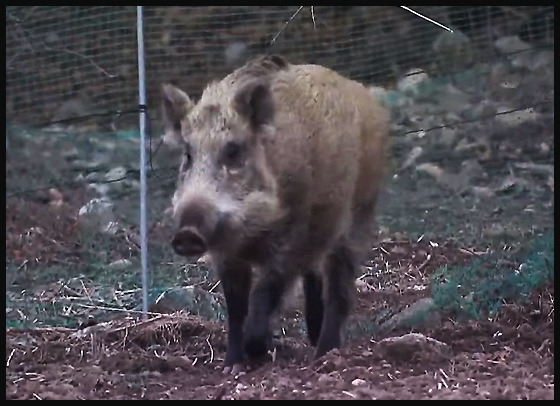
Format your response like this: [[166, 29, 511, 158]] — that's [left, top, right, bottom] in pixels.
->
[[416, 253, 432, 275], [310, 6, 316, 29], [270, 6, 304, 47], [6, 349, 16, 367], [208, 280, 221, 293], [75, 302, 163, 317], [342, 390, 357, 398], [206, 336, 214, 364], [399, 6, 453, 33], [79, 278, 94, 304]]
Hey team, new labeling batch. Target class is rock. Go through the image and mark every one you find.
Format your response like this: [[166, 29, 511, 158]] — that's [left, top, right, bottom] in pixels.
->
[[495, 106, 539, 127], [494, 174, 529, 196], [103, 221, 120, 235], [415, 163, 444, 181], [71, 159, 107, 171], [376, 332, 450, 362], [148, 286, 224, 320], [539, 142, 550, 154], [379, 298, 440, 333], [432, 29, 474, 71], [436, 84, 471, 116], [351, 378, 367, 386], [470, 186, 494, 199], [435, 127, 458, 148], [459, 159, 485, 180], [88, 182, 110, 197], [472, 99, 497, 119], [105, 166, 127, 182], [416, 159, 485, 193], [489, 69, 524, 101], [498, 72, 522, 89], [397, 68, 429, 96], [85, 172, 104, 182], [511, 50, 554, 72], [494, 35, 531, 55], [77, 197, 115, 233], [400, 146, 423, 171], [48, 188, 64, 206], [108, 258, 133, 271]]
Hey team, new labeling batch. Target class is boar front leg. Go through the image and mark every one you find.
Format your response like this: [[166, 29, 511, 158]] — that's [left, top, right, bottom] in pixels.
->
[[315, 242, 356, 358], [243, 269, 287, 359], [218, 259, 252, 369], [303, 271, 324, 346]]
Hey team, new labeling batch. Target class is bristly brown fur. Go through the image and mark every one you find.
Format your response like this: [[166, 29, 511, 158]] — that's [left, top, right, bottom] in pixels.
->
[[235, 54, 289, 79]]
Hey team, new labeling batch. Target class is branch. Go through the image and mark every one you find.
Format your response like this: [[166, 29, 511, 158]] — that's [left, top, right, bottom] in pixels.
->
[[270, 6, 305, 47]]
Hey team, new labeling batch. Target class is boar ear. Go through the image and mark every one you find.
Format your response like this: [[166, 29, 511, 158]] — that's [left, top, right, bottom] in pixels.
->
[[233, 80, 274, 130], [161, 84, 194, 145]]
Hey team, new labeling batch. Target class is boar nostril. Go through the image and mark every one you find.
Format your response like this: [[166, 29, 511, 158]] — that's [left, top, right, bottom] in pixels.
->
[[172, 227, 207, 257]]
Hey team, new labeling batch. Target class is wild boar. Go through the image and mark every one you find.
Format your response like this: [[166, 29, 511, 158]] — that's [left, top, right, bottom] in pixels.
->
[[161, 55, 389, 371]]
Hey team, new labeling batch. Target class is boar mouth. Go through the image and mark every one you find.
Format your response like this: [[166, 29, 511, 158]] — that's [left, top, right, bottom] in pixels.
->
[[171, 226, 207, 257]]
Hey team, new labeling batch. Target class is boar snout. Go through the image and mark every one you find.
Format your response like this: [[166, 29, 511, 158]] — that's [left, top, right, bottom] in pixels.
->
[[172, 197, 222, 257], [172, 226, 207, 257]]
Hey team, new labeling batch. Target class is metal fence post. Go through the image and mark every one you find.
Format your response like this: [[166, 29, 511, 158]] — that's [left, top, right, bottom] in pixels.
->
[[137, 6, 149, 318]]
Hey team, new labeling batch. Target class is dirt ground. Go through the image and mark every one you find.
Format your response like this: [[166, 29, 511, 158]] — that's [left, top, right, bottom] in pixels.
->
[[5, 231, 554, 400]]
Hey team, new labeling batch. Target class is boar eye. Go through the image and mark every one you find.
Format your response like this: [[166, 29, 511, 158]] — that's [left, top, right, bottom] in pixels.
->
[[222, 141, 244, 167]]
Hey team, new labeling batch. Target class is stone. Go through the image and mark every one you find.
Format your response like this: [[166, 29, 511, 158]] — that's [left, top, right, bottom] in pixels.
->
[[376, 332, 450, 362], [148, 286, 224, 320], [494, 35, 531, 55], [432, 29, 473, 72], [108, 258, 133, 271], [495, 106, 539, 127], [397, 68, 429, 96], [105, 166, 127, 182], [77, 197, 115, 233], [379, 298, 440, 332]]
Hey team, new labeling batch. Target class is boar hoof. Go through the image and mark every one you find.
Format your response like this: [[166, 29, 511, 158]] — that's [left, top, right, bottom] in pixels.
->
[[314, 334, 341, 359], [222, 363, 245, 376], [243, 332, 271, 359], [171, 227, 207, 257]]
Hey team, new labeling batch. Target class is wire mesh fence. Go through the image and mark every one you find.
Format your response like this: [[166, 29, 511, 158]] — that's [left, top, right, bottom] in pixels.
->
[[5, 6, 554, 328], [6, 6, 553, 126]]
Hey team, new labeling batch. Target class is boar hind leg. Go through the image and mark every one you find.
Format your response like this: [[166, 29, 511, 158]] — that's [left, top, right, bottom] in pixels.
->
[[219, 260, 252, 367], [244, 270, 286, 358], [303, 272, 324, 346], [315, 242, 356, 358]]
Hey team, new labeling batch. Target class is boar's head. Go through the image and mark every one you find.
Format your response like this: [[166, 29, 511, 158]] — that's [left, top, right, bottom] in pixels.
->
[[161, 79, 283, 259]]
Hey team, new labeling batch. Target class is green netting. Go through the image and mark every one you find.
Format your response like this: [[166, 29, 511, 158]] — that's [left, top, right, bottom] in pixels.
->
[[431, 230, 554, 320]]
